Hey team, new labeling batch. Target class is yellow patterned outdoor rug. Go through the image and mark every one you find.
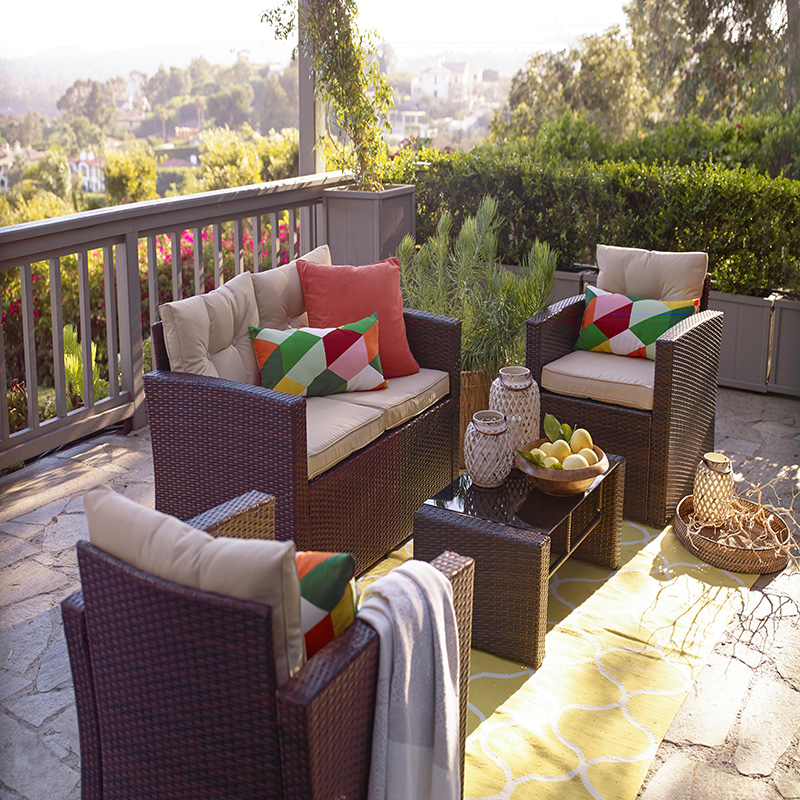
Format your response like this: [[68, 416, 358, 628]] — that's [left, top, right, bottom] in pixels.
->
[[360, 521, 758, 800]]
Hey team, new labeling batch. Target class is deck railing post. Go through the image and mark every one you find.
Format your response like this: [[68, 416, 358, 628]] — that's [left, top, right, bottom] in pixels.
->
[[116, 232, 147, 430]]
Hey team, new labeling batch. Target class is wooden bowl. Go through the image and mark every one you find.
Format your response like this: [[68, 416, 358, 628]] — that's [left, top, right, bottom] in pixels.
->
[[515, 438, 609, 496]]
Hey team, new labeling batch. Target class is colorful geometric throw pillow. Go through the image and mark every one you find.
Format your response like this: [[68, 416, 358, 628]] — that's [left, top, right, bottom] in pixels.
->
[[249, 313, 388, 396], [295, 551, 357, 658], [575, 285, 699, 360]]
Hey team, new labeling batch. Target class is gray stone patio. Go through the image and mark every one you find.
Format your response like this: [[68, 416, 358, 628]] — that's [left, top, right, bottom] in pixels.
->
[[0, 386, 798, 800]]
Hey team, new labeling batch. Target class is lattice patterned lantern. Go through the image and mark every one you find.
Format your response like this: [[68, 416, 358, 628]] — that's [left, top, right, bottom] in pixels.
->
[[488, 366, 540, 452], [693, 452, 735, 524], [463, 410, 513, 488]]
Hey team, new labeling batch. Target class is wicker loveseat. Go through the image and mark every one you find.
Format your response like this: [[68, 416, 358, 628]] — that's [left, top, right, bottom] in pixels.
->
[[143, 245, 461, 574], [62, 490, 476, 800]]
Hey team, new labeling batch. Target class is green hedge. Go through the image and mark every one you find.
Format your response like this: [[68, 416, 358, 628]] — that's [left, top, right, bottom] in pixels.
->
[[385, 149, 800, 297]]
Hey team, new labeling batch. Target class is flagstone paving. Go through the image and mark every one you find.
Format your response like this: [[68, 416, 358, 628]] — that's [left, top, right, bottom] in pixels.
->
[[0, 387, 797, 800]]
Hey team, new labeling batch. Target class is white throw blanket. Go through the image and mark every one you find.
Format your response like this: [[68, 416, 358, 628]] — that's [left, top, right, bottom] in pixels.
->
[[357, 560, 461, 800]]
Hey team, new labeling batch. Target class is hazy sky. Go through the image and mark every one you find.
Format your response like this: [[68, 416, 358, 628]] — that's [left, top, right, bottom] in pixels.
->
[[5, 0, 629, 62]]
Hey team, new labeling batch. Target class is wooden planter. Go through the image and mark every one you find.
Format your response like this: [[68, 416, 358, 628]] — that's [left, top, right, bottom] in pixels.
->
[[769, 296, 800, 396], [459, 370, 493, 468], [708, 290, 773, 393], [322, 184, 415, 265]]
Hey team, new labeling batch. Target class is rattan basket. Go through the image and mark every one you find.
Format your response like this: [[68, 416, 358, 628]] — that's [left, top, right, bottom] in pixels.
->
[[674, 495, 790, 574]]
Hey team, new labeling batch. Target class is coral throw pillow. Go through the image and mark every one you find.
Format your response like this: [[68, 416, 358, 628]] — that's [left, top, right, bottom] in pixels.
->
[[295, 551, 357, 658], [249, 313, 387, 396], [575, 285, 699, 360], [296, 257, 420, 378]]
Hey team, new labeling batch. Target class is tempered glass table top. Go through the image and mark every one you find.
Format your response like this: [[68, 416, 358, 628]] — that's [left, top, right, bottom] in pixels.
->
[[427, 456, 624, 536]]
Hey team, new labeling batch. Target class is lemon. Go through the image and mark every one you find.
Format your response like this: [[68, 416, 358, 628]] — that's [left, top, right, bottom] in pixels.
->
[[538, 441, 553, 457], [550, 439, 572, 462], [570, 428, 594, 453], [578, 447, 599, 466], [543, 456, 560, 468], [529, 448, 547, 461], [562, 453, 590, 470]]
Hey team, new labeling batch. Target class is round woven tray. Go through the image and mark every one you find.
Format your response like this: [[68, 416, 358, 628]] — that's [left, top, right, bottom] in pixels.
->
[[674, 495, 790, 574]]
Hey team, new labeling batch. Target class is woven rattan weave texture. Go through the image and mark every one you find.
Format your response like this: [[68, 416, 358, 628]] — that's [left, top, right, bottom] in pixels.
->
[[526, 274, 722, 526]]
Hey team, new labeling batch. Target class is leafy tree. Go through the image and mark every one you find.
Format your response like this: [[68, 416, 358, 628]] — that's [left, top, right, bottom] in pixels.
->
[[196, 126, 261, 190], [104, 142, 159, 204], [257, 127, 299, 180], [207, 85, 254, 129], [252, 74, 297, 132], [57, 78, 124, 128], [23, 146, 80, 209], [624, 0, 792, 117], [492, 27, 647, 143]]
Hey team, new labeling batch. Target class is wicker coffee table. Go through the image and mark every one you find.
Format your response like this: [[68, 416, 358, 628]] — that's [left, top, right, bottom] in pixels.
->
[[414, 455, 625, 667]]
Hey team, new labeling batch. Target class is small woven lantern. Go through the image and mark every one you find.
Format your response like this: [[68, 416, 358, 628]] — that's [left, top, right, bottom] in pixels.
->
[[693, 452, 735, 524], [489, 366, 540, 452], [463, 410, 513, 488]]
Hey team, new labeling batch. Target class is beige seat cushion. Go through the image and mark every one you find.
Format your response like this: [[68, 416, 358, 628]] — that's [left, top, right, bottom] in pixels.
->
[[84, 484, 304, 686], [596, 244, 707, 302], [337, 369, 449, 429], [159, 246, 333, 384], [252, 243, 331, 330], [160, 272, 260, 385], [541, 350, 655, 411], [305, 396, 386, 479]]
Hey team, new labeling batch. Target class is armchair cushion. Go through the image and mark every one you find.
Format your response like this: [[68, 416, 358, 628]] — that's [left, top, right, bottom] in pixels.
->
[[249, 313, 388, 396], [575, 285, 699, 360], [339, 368, 450, 429], [83, 484, 305, 685], [541, 349, 655, 410], [306, 396, 386, 479], [252, 243, 331, 329], [297, 256, 420, 378], [159, 271, 260, 385], [159, 245, 332, 385], [296, 551, 357, 658], [597, 244, 707, 301]]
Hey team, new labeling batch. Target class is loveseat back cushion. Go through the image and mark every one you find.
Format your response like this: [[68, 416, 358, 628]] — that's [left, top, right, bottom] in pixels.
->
[[541, 349, 655, 411], [596, 244, 707, 302], [305, 396, 386, 479], [251, 243, 331, 330], [336, 368, 450, 429], [83, 484, 305, 686], [159, 271, 260, 385]]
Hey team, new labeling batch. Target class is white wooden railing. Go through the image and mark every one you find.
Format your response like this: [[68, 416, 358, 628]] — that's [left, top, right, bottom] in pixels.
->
[[0, 171, 352, 470]]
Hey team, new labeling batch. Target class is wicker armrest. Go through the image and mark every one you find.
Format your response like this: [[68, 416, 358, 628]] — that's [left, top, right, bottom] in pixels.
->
[[61, 590, 102, 800], [143, 370, 308, 525], [403, 307, 462, 376], [525, 295, 585, 383], [186, 490, 276, 540], [277, 551, 475, 800]]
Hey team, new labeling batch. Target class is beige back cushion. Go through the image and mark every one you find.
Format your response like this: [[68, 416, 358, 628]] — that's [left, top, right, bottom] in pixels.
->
[[596, 244, 707, 302], [84, 484, 305, 686], [159, 272, 260, 384], [252, 244, 332, 330]]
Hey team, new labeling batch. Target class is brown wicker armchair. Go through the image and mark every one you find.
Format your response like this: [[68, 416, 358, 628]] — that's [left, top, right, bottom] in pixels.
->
[[526, 246, 724, 526], [62, 491, 475, 800], [144, 306, 461, 576]]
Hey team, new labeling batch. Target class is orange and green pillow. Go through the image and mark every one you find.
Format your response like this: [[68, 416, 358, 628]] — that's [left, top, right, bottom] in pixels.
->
[[575, 285, 699, 360], [295, 551, 357, 658], [249, 313, 387, 396]]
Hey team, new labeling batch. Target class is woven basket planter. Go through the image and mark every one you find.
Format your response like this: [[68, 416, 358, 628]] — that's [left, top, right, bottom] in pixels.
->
[[674, 495, 790, 574], [459, 370, 492, 468]]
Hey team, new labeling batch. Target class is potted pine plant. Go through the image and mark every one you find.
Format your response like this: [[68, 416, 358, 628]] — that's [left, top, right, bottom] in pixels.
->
[[263, 0, 415, 264], [397, 195, 557, 463]]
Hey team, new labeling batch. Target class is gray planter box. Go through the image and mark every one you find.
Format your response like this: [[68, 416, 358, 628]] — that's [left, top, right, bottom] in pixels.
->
[[708, 290, 772, 393], [768, 296, 800, 396], [322, 184, 415, 265], [548, 267, 597, 305]]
